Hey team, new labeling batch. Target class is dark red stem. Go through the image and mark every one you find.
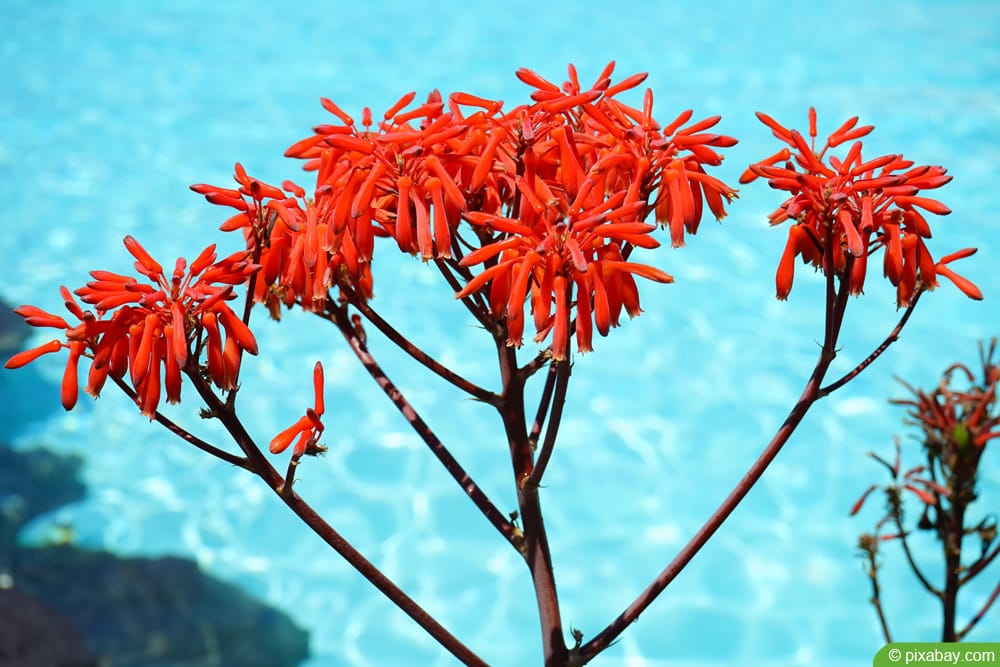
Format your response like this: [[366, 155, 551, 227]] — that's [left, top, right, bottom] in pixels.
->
[[524, 360, 570, 490], [576, 233, 858, 664], [498, 341, 568, 666], [326, 300, 520, 550], [187, 372, 488, 667], [339, 283, 499, 405]]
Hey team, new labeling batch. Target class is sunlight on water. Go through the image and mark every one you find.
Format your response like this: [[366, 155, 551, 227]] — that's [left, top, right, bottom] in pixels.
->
[[2, 1, 998, 665]]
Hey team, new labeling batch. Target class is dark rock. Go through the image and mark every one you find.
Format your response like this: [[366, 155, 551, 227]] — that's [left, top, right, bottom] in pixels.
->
[[0, 440, 310, 666], [0, 300, 29, 356], [15, 545, 310, 667], [0, 441, 87, 538], [0, 587, 97, 667]]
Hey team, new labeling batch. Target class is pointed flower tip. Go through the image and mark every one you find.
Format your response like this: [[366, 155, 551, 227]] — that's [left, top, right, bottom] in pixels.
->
[[936, 264, 983, 301], [123, 235, 164, 276], [5, 339, 64, 369]]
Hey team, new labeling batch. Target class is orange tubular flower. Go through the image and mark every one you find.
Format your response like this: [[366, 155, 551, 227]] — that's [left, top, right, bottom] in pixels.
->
[[189, 64, 736, 365], [190, 164, 372, 314], [6, 236, 260, 417], [742, 108, 982, 306], [282, 90, 470, 263], [4, 288, 96, 411], [192, 90, 474, 313], [452, 63, 737, 359], [270, 361, 326, 456]]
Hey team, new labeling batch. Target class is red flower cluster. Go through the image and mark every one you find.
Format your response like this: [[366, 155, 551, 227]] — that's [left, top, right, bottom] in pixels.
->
[[742, 108, 981, 306], [852, 341, 999, 538], [191, 63, 737, 359], [455, 64, 738, 359], [189, 88, 485, 313], [894, 345, 1000, 453], [191, 163, 378, 316], [5, 237, 259, 416]]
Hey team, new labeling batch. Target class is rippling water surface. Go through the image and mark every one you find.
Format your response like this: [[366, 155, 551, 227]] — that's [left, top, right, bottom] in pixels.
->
[[2, 1, 998, 665]]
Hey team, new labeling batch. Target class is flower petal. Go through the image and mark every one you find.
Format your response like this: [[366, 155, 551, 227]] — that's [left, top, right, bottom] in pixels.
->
[[5, 339, 63, 369]]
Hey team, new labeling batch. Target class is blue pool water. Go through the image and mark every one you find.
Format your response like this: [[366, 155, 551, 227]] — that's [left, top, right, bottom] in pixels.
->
[[2, 1, 998, 665]]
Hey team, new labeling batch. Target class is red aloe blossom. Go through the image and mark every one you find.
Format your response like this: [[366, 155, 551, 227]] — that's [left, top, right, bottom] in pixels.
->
[[283, 90, 469, 262], [270, 360, 326, 456], [191, 164, 377, 315], [453, 63, 738, 358], [5, 287, 101, 411], [457, 209, 672, 360], [189, 63, 736, 361], [5, 236, 260, 417], [742, 108, 982, 306], [192, 91, 470, 309]]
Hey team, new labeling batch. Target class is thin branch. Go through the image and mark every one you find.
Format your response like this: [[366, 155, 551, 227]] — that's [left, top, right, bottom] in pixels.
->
[[280, 454, 300, 500], [576, 361, 828, 663], [891, 512, 941, 597], [325, 300, 521, 551], [962, 541, 1000, 585], [109, 374, 249, 469], [187, 372, 488, 666], [866, 547, 894, 644], [339, 282, 500, 405], [521, 347, 554, 379], [958, 579, 1000, 640], [527, 361, 560, 448], [433, 256, 499, 334], [524, 360, 570, 491], [820, 289, 923, 397], [576, 254, 856, 664]]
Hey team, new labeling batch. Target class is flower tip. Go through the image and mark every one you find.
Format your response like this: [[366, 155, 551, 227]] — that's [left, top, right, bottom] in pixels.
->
[[936, 264, 983, 301], [5, 339, 64, 369]]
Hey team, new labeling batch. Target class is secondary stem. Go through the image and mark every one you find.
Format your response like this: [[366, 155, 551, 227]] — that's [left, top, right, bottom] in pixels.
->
[[525, 360, 570, 490], [188, 373, 488, 667], [340, 283, 499, 405], [576, 356, 831, 662], [577, 236, 852, 664], [325, 301, 520, 550]]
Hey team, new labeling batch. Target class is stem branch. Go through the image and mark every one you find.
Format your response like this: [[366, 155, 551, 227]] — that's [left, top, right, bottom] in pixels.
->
[[326, 300, 520, 550]]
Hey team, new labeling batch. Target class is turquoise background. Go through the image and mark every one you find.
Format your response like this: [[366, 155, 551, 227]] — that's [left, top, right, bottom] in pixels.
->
[[2, 1, 998, 665]]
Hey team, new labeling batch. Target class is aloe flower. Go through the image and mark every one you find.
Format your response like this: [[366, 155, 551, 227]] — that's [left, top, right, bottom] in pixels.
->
[[6, 237, 259, 416], [742, 108, 981, 306]]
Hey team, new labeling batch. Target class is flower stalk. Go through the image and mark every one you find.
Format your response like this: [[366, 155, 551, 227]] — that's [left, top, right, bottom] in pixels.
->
[[3, 67, 984, 665]]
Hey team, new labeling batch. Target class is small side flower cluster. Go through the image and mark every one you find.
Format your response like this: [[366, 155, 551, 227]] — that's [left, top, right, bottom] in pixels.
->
[[742, 108, 981, 306], [191, 163, 379, 316], [849, 438, 952, 539], [191, 63, 738, 360], [852, 341, 998, 642], [270, 361, 326, 457], [5, 237, 259, 416], [852, 339, 999, 536]]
